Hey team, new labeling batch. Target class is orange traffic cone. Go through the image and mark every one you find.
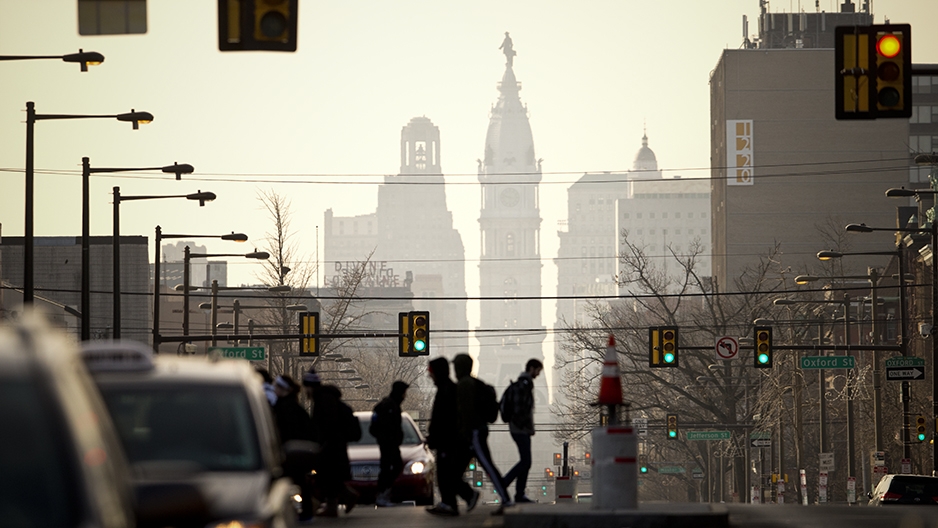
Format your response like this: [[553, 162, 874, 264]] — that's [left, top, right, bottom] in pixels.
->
[[597, 334, 623, 405]]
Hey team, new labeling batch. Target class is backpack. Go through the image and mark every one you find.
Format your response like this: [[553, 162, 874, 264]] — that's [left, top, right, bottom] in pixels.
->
[[477, 380, 500, 424], [499, 379, 523, 424]]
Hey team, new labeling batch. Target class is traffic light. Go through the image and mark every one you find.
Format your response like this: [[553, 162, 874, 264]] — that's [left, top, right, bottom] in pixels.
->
[[468, 459, 477, 471], [754, 326, 772, 368], [666, 414, 678, 439], [473, 470, 483, 487], [584, 452, 591, 463], [639, 454, 648, 474], [649, 326, 679, 368], [835, 23, 910, 119], [541, 485, 548, 496], [409, 311, 429, 355], [916, 415, 927, 442], [218, 0, 298, 52], [298, 312, 319, 356], [553, 452, 562, 465], [873, 24, 911, 118]]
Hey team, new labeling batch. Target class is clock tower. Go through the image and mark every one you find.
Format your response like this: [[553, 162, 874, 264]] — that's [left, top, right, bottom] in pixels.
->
[[477, 39, 544, 389]]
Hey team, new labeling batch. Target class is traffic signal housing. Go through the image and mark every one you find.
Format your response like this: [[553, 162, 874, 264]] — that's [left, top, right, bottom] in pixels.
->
[[649, 326, 679, 367], [639, 454, 648, 474], [916, 415, 927, 442], [666, 414, 678, 439], [473, 471, 483, 487], [873, 24, 911, 118], [754, 326, 773, 368], [835, 23, 910, 119], [409, 311, 429, 355], [298, 311, 319, 356], [218, 0, 298, 52]]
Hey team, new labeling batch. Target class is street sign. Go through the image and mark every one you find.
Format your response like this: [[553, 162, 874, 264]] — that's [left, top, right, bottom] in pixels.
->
[[885, 356, 925, 368], [692, 468, 704, 480], [208, 346, 266, 361], [750, 431, 771, 439], [847, 477, 856, 504], [633, 417, 648, 437], [657, 466, 686, 474], [902, 458, 911, 474], [686, 431, 731, 441], [751, 438, 772, 448], [800, 356, 856, 369], [819, 452, 835, 471], [886, 367, 925, 381], [715, 336, 739, 360]]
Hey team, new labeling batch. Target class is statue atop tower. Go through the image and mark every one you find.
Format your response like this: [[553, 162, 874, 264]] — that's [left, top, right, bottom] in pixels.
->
[[499, 31, 516, 67]]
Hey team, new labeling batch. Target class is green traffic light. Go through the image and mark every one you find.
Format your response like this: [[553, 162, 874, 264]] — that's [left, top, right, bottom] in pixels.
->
[[668, 430, 676, 438], [664, 352, 675, 363], [414, 339, 426, 352], [640, 466, 648, 473], [469, 463, 476, 470], [918, 433, 927, 441], [758, 353, 769, 364], [475, 481, 482, 487]]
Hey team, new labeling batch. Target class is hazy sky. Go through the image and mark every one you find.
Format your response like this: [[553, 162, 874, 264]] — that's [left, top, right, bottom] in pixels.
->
[[2, 0, 937, 364]]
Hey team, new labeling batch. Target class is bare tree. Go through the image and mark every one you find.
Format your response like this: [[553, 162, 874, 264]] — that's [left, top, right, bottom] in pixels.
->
[[553, 233, 788, 502]]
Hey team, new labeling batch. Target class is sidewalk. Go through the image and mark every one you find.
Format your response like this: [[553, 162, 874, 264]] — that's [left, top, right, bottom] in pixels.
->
[[503, 502, 729, 528]]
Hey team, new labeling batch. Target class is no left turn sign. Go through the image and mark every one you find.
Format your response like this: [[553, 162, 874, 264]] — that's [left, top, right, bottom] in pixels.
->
[[715, 336, 739, 361]]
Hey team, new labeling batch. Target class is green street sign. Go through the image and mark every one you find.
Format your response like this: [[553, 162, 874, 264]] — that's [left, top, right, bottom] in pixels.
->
[[686, 431, 731, 441], [208, 346, 266, 361], [885, 356, 925, 368], [799, 356, 855, 369], [658, 466, 686, 474]]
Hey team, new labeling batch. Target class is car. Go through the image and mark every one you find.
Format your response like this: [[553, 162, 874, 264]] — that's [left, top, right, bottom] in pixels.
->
[[869, 474, 938, 505], [80, 340, 303, 527], [0, 315, 137, 528], [347, 411, 435, 505]]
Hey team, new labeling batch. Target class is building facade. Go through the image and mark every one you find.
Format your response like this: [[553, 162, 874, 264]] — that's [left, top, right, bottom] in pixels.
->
[[324, 117, 468, 357]]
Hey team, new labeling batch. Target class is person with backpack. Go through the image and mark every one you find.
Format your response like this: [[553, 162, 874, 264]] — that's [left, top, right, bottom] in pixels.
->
[[370, 381, 408, 507], [425, 357, 479, 516], [452, 353, 512, 513], [500, 358, 543, 503]]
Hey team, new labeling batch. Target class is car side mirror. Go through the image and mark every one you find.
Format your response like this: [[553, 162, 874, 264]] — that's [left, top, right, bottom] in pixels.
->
[[867, 491, 873, 500]]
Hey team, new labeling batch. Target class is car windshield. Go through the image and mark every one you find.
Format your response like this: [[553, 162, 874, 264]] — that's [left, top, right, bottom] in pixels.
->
[[351, 415, 422, 446], [100, 384, 261, 472], [0, 377, 81, 527]]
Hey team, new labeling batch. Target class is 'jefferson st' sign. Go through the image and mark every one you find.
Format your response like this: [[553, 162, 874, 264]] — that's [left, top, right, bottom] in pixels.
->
[[799, 356, 856, 369]]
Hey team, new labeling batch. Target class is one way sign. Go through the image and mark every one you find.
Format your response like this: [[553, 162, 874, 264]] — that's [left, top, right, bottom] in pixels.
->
[[886, 367, 925, 381]]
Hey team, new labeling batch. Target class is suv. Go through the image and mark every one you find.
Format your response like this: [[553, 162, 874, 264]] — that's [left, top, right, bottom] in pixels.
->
[[869, 474, 938, 505], [81, 340, 300, 527], [0, 315, 136, 528]]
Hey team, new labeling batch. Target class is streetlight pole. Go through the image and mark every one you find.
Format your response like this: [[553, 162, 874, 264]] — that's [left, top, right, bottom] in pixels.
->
[[23, 105, 150, 307], [888, 177, 938, 474], [112, 184, 209, 338], [181, 248, 270, 340], [152, 229, 248, 352]]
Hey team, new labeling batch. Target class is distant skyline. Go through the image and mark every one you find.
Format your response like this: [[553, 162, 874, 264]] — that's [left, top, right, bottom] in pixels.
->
[[2, 1, 937, 368]]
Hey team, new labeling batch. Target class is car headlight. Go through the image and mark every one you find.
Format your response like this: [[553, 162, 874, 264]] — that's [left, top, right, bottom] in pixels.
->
[[405, 459, 427, 475], [208, 521, 267, 528]]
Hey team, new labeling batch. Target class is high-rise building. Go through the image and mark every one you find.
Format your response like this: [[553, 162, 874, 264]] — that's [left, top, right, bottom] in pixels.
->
[[710, 46, 909, 290], [476, 41, 545, 390], [324, 117, 468, 356]]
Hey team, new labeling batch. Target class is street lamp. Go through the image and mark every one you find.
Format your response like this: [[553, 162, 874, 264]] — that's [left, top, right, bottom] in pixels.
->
[[841, 227, 925, 462], [886, 175, 938, 473], [199, 295, 304, 345], [181, 248, 270, 340], [80, 158, 184, 340], [0, 49, 104, 70], [21, 103, 150, 306], [111, 185, 208, 339], [152, 229, 248, 352]]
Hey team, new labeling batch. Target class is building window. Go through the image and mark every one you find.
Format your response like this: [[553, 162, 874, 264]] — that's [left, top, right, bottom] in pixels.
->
[[911, 106, 932, 124], [675, 212, 681, 219], [623, 213, 630, 219], [701, 212, 708, 219], [650, 213, 656, 219], [637, 229, 643, 235], [675, 229, 681, 235], [650, 229, 656, 235], [910, 136, 933, 153], [662, 212, 668, 219], [688, 212, 694, 218], [637, 213, 643, 219]]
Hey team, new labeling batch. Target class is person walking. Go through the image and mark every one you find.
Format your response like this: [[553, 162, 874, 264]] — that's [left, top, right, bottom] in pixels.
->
[[271, 375, 315, 521], [453, 353, 512, 513], [425, 357, 479, 516], [370, 381, 409, 507], [304, 368, 361, 517], [501, 359, 543, 503]]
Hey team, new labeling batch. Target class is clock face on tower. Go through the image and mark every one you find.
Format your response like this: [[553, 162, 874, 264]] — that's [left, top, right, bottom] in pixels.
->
[[499, 188, 520, 207]]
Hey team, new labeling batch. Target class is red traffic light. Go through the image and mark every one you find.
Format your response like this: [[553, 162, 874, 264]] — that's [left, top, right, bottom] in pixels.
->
[[876, 34, 901, 58]]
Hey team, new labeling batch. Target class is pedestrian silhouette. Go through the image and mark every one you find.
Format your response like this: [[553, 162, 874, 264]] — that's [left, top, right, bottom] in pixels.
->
[[371, 381, 408, 507], [501, 359, 543, 503]]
